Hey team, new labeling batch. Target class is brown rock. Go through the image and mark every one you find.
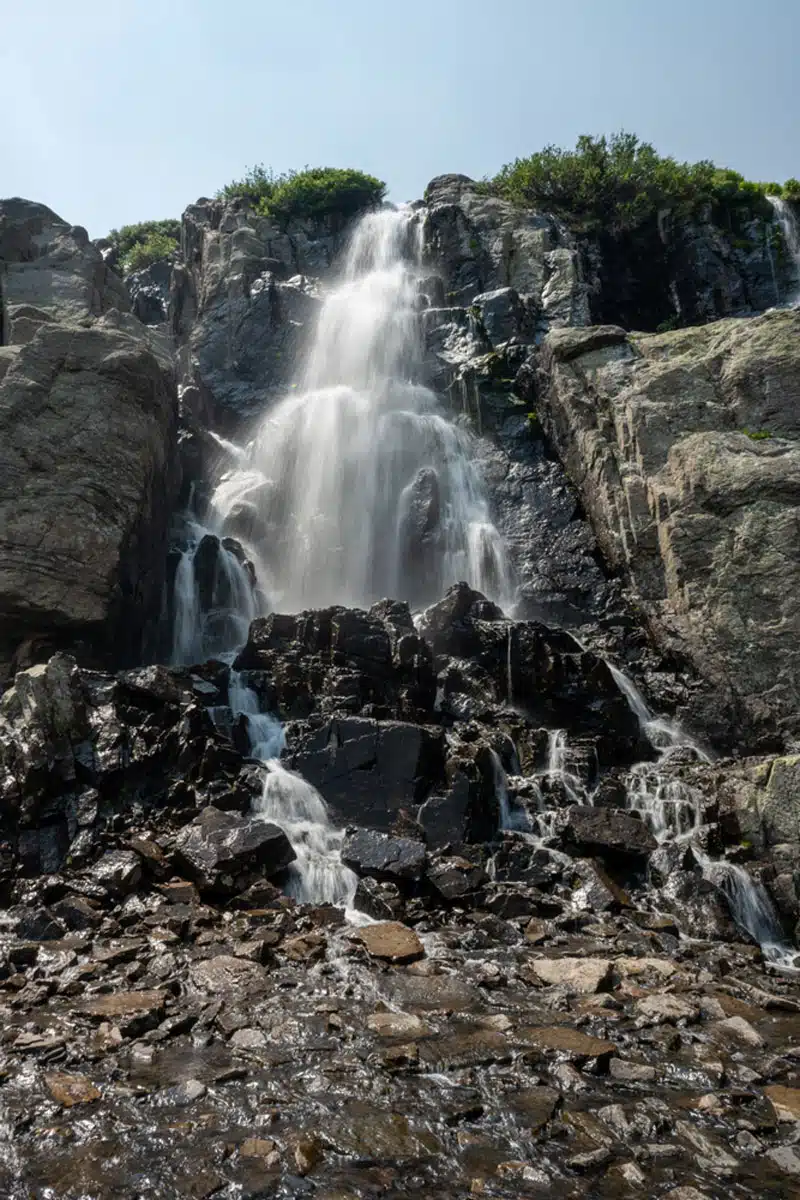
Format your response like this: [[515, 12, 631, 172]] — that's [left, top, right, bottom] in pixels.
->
[[635, 993, 700, 1024], [75, 990, 167, 1036], [358, 921, 424, 963], [765, 1085, 800, 1123], [522, 1026, 617, 1065], [158, 879, 201, 905], [44, 1071, 101, 1107], [282, 932, 327, 963], [367, 1011, 431, 1038], [240, 1136, 278, 1164], [530, 956, 612, 994], [294, 1134, 323, 1176], [190, 955, 266, 998]]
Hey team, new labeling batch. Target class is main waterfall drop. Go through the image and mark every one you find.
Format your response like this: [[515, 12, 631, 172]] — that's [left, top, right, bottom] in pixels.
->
[[170, 206, 512, 909], [203, 206, 511, 617]]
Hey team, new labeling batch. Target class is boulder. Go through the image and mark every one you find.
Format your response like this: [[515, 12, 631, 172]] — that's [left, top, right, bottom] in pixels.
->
[[172, 806, 295, 894], [341, 828, 426, 883], [0, 321, 178, 673], [560, 806, 656, 861], [358, 921, 424, 963]]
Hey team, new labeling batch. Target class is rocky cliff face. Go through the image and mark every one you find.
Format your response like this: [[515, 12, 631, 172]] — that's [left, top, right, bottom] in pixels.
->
[[0, 201, 179, 680], [534, 314, 800, 751]]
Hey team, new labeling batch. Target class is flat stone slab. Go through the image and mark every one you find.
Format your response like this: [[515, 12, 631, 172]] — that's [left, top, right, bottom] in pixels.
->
[[358, 921, 424, 963], [76, 990, 168, 1022], [190, 954, 267, 997], [45, 1072, 101, 1107], [765, 1085, 800, 1122], [522, 1026, 617, 1062], [367, 1011, 431, 1038], [531, 957, 613, 994]]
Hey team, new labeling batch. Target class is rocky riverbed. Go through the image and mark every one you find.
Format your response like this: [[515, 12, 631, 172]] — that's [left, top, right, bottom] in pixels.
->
[[2, 589, 800, 1198]]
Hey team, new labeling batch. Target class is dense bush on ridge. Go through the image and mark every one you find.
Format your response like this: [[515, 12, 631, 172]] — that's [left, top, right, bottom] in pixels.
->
[[107, 219, 180, 276], [481, 131, 799, 234], [218, 165, 387, 226]]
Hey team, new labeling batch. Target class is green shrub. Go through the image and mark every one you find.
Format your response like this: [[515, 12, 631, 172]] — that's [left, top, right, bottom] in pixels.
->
[[121, 231, 179, 274], [218, 165, 386, 227], [108, 219, 180, 275], [782, 178, 800, 203], [218, 164, 278, 206], [484, 132, 777, 234]]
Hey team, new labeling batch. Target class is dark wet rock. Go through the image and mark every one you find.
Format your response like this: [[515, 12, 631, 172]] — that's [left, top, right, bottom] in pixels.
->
[[560, 806, 657, 860], [352, 877, 405, 921], [89, 849, 143, 896], [13, 908, 67, 941], [426, 853, 487, 902], [291, 717, 446, 831], [172, 806, 295, 894], [341, 827, 426, 883]]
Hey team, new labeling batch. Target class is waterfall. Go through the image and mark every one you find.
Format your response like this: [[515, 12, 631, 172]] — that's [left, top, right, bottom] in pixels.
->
[[490, 749, 530, 833], [611, 665, 796, 967], [202, 207, 512, 613], [171, 520, 258, 666], [229, 674, 357, 908], [545, 729, 584, 804], [768, 195, 800, 306]]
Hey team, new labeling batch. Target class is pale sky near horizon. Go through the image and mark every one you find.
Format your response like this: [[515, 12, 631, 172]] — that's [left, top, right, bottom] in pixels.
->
[[2, 0, 798, 238]]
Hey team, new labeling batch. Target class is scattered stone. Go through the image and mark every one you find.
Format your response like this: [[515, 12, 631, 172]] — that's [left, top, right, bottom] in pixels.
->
[[90, 849, 143, 896], [76, 991, 168, 1036], [635, 993, 700, 1025], [523, 1026, 617, 1066], [712, 1015, 764, 1047], [358, 921, 424, 963], [294, 1134, 324, 1176], [190, 955, 267, 998], [240, 1137, 279, 1165], [530, 956, 612, 994], [44, 1071, 101, 1107], [162, 1078, 207, 1105], [367, 1011, 431, 1038], [765, 1085, 800, 1123]]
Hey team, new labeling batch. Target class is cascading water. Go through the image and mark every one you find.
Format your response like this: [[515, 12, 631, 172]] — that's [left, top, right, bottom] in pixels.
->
[[202, 207, 511, 613], [611, 666, 796, 968], [768, 195, 800, 305], [171, 206, 511, 908], [228, 673, 358, 908]]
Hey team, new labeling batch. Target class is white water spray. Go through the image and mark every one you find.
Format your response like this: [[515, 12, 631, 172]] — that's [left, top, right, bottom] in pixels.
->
[[768, 195, 800, 306], [202, 207, 511, 613], [228, 674, 357, 908], [611, 665, 796, 967]]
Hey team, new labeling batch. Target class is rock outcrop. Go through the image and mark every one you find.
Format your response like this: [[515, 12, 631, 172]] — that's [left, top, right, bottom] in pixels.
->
[[0, 198, 129, 339], [169, 197, 345, 423], [0, 321, 178, 676], [535, 310, 800, 750], [0, 201, 180, 679]]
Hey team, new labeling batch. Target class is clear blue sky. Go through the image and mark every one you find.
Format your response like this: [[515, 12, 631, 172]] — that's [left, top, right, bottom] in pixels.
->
[[2, 0, 798, 238]]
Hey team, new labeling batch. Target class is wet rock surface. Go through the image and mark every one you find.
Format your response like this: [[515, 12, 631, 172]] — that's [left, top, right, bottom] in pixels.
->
[[0, 592, 797, 1197]]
